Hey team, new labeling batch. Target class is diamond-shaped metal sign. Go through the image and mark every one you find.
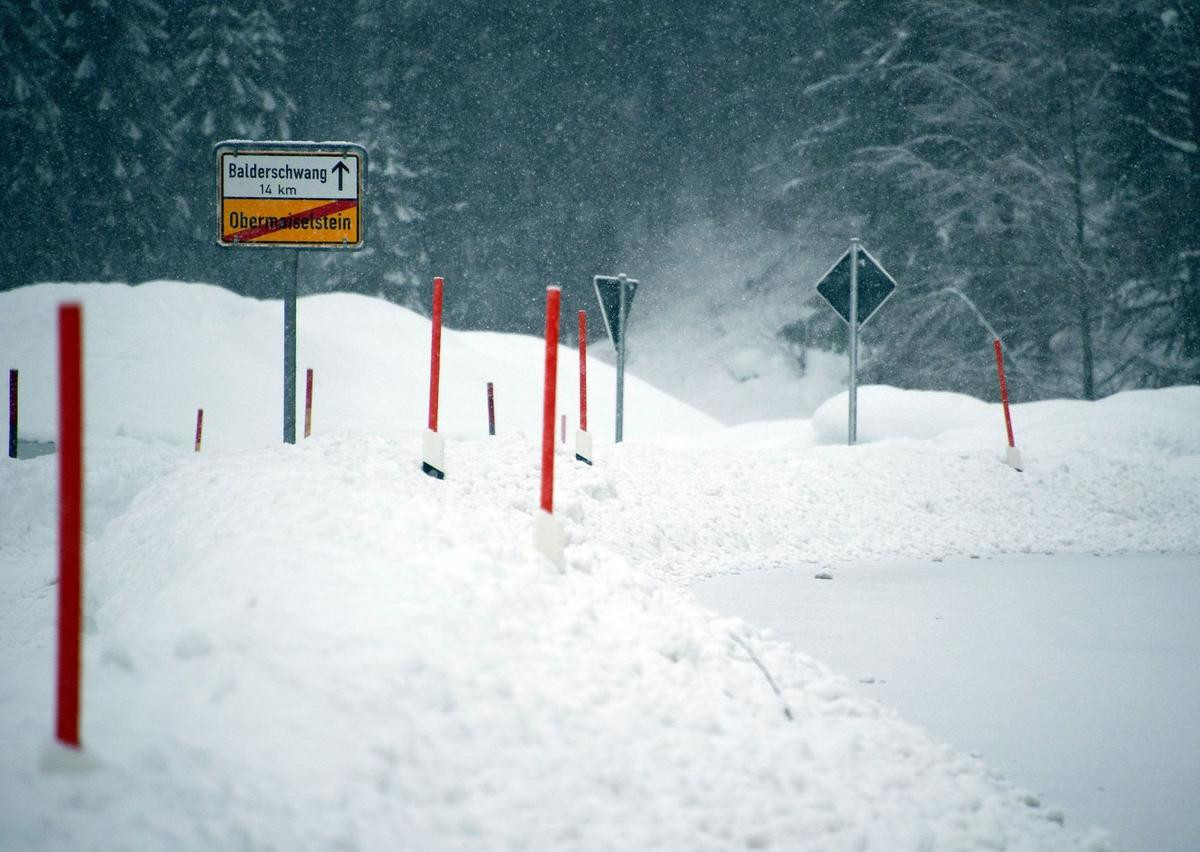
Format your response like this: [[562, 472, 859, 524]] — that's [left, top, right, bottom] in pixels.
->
[[594, 275, 638, 346], [815, 245, 897, 327]]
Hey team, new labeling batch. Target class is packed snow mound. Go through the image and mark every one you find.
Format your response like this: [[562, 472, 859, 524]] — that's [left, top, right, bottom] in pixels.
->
[[592, 387, 1200, 582], [0, 281, 720, 451], [812, 384, 1200, 458], [1, 435, 1106, 851], [813, 386, 992, 443]]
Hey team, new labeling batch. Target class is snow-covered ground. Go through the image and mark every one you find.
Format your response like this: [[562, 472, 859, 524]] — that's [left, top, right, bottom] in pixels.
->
[[2, 281, 1197, 850], [694, 554, 1200, 852]]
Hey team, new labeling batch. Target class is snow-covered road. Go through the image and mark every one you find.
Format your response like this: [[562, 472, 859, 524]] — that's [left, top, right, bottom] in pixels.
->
[[694, 554, 1200, 851]]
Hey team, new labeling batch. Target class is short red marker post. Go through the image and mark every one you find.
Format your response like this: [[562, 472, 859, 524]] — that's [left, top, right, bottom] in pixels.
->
[[575, 311, 592, 465], [486, 381, 496, 436], [421, 276, 446, 479], [993, 339, 1022, 471], [194, 408, 204, 452], [8, 368, 17, 459], [533, 286, 565, 566], [56, 305, 84, 750], [304, 368, 314, 438]]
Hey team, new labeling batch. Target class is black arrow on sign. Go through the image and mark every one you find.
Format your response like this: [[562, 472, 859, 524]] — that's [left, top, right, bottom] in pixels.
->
[[332, 160, 349, 191]]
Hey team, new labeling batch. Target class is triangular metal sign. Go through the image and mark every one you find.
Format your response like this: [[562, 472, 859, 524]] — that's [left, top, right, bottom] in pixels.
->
[[593, 275, 638, 347], [815, 245, 897, 327]]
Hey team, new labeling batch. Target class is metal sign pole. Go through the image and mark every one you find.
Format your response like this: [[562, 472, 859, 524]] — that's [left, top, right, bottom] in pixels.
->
[[284, 250, 298, 444], [615, 274, 627, 443], [848, 238, 860, 446]]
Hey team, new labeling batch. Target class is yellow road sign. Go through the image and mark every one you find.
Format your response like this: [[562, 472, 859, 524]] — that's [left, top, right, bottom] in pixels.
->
[[215, 141, 366, 249]]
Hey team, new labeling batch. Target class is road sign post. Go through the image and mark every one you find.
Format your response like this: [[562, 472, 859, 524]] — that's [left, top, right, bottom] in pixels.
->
[[284, 251, 298, 443], [617, 276, 627, 443], [593, 274, 639, 443], [815, 239, 897, 445], [849, 240, 859, 444], [216, 140, 365, 444]]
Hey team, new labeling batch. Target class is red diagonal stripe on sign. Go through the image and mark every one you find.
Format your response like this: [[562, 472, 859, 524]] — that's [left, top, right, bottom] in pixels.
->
[[226, 198, 358, 242]]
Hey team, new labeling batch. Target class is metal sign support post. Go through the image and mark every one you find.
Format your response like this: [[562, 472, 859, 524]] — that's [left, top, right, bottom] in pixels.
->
[[815, 238, 896, 445], [615, 274, 628, 443], [214, 140, 367, 446], [284, 250, 299, 444], [848, 238, 860, 446]]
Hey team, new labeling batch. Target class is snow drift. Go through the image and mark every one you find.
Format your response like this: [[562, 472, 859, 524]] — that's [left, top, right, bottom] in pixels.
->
[[4, 280, 1195, 850]]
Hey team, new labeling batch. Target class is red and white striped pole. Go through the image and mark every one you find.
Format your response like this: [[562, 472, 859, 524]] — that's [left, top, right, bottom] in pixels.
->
[[533, 286, 565, 566], [575, 310, 593, 464], [993, 339, 1022, 471], [304, 368, 313, 438], [56, 304, 83, 750], [422, 277, 446, 479], [194, 408, 204, 452]]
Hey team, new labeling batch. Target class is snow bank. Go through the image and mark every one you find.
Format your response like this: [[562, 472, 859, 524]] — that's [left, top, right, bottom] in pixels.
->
[[0, 281, 720, 451], [5, 281, 1194, 849], [813, 385, 1200, 460], [812, 386, 992, 443], [1, 435, 1102, 850], [585, 385, 1200, 582]]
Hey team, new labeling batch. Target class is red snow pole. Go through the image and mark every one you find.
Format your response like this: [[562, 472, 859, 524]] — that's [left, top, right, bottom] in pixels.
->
[[428, 277, 443, 432], [993, 339, 1023, 471], [422, 277, 446, 478], [8, 368, 17, 459], [575, 311, 593, 465], [534, 287, 565, 565], [56, 304, 83, 749], [304, 368, 314, 438], [194, 408, 204, 452], [541, 287, 560, 512], [486, 381, 496, 436], [578, 311, 588, 432]]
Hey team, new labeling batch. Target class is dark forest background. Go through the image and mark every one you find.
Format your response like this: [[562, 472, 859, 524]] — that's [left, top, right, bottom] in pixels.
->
[[3, 0, 1198, 401]]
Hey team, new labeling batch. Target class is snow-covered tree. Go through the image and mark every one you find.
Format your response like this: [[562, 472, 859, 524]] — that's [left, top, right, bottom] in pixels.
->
[[1109, 2, 1200, 385], [0, 1, 64, 278], [166, 2, 295, 246], [5, 0, 174, 279], [772, 0, 1136, 399]]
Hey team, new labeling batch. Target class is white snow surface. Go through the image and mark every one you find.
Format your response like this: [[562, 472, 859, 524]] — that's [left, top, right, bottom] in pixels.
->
[[694, 553, 1200, 852], [2, 281, 1197, 850], [0, 281, 719, 450]]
